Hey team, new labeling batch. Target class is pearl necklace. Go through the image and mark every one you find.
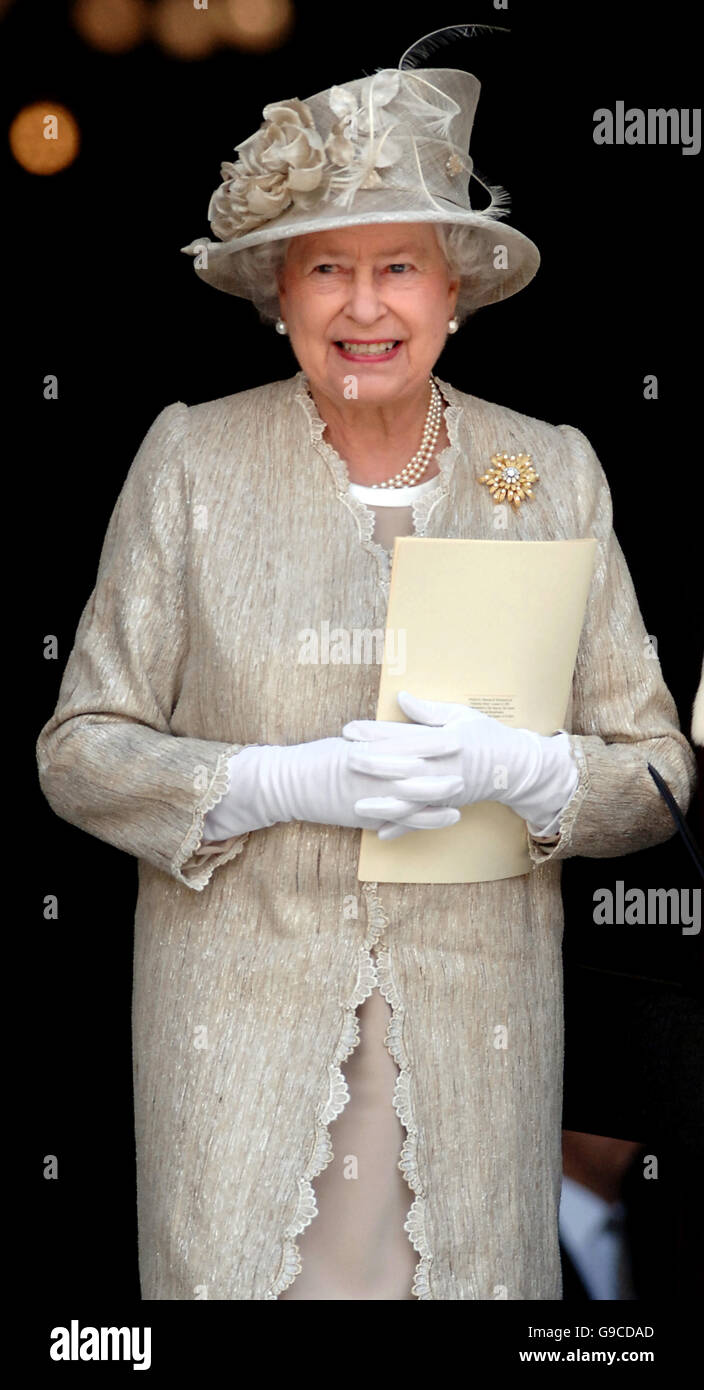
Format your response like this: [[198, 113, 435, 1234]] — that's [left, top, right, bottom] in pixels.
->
[[371, 377, 444, 488]]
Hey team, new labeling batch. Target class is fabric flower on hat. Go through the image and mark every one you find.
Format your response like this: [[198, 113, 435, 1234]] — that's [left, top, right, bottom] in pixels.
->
[[207, 97, 327, 240], [324, 70, 404, 207]]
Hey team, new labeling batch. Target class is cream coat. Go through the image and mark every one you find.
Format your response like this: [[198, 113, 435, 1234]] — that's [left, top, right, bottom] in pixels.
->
[[35, 369, 697, 1299]]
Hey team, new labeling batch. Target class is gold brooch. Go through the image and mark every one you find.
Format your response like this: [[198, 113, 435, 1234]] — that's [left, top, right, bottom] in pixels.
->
[[478, 452, 539, 508]]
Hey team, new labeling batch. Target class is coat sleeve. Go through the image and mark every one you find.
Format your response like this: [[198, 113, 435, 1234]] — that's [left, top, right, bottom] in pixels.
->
[[526, 423, 698, 866], [35, 401, 252, 891]]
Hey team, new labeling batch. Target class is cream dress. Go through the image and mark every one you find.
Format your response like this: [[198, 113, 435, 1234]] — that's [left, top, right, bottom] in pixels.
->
[[279, 472, 441, 1301]]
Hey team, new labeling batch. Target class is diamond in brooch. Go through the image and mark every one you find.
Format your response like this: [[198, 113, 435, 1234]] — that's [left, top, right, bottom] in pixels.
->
[[478, 452, 540, 508]]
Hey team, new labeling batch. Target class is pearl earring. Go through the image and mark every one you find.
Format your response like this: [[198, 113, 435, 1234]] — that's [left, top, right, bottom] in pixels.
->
[[447, 317, 459, 334], [275, 318, 288, 335]]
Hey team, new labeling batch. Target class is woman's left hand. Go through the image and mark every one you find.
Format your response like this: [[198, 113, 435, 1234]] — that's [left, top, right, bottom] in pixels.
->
[[342, 689, 579, 839]]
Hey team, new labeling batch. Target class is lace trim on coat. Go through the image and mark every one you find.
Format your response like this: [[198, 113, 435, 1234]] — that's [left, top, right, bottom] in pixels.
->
[[367, 883, 434, 1299], [526, 732, 591, 864], [292, 370, 466, 596], [264, 879, 434, 1300], [171, 742, 257, 891]]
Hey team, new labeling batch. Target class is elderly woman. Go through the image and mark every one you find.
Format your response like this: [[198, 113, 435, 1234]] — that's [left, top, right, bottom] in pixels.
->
[[36, 44, 696, 1301]]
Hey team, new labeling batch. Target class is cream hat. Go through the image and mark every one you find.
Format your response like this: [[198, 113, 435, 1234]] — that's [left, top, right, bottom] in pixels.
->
[[180, 29, 540, 311]]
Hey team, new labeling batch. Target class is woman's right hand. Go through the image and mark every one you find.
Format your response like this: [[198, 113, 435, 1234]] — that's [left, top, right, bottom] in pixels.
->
[[202, 735, 465, 841]]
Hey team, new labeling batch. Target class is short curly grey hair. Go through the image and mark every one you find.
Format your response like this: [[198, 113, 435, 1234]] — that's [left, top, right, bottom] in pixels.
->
[[230, 223, 490, 328]]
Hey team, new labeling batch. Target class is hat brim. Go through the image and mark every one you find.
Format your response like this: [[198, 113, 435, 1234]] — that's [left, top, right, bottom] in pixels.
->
[[181, 190, 540, 311]]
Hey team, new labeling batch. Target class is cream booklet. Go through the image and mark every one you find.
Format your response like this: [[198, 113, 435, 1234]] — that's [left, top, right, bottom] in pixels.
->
[[357, 537, 597, 884]]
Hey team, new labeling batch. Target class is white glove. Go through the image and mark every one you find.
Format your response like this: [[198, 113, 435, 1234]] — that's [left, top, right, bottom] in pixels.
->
[[202, 735, 466, 841], [342, 690, 579, 840]]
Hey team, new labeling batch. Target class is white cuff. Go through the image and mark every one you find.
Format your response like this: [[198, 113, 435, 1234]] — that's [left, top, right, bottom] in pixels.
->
[[525, 804, 565, 837], [519, 731, 580, 835]]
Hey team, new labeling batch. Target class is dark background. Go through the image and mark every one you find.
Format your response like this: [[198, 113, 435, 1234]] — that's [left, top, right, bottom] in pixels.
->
[[7, 0, 702, 1329]]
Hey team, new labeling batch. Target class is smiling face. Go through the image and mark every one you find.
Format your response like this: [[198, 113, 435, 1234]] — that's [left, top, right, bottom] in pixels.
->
[[276, 222, 459, 407]]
